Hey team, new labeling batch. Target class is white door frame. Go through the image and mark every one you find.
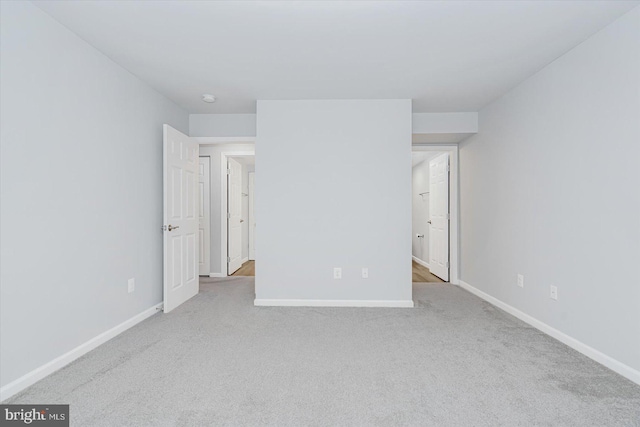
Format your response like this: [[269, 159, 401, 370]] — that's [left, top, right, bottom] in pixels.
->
[[248, 171, 255, 261], [412, 145, 459, 285], [220, 149, 255, 276]]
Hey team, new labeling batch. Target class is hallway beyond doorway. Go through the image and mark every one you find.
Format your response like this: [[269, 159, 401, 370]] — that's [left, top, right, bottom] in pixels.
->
[[231, 260, 255, 277], [412, 260, 445, 283]]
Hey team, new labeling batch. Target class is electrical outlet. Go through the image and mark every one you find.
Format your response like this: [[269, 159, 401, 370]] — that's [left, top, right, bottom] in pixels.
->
[[550, 285, 558, 300], [517, 274, 524, 288], [362, 268, 369, 279], [128, 278, 135, 293], [333, 268, 342, 279]]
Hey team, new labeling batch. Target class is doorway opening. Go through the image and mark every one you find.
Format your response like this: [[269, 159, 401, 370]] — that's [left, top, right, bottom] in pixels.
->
[[226, 155, 255, 277], [196, 141, 255, 280], [411, 146, 459, 285]]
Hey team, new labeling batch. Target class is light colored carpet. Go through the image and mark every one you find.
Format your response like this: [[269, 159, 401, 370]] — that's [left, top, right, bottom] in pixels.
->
[[7, 277, 640, 426]]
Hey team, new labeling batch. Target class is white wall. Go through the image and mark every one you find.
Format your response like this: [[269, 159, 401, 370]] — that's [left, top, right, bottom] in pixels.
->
[[412, 113, 478, 134], [412, 160, 431, 263], [199, 145, 255, 275], [0, 2, 188, 390], [459, 7, 640, 375], [255, 100, 412, 304], [190, 114, 256, 137], [189, 112, 478, 140]]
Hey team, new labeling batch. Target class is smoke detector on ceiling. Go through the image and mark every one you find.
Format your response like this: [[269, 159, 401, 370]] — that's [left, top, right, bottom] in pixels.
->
[[201, 94, 216, 103]]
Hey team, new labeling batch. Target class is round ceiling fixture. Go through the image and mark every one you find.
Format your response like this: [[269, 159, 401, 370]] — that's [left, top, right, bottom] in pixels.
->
[[201, 94, 216, 103]]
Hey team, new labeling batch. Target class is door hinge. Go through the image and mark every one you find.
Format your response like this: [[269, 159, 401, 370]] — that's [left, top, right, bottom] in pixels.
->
[[446, 262, 450, 269], [227, 168, 231, 175], [447, 213, 450, 220], [227, 212, 231, 219], [227, 257, 231, 263], [446, 164, 450, 172]]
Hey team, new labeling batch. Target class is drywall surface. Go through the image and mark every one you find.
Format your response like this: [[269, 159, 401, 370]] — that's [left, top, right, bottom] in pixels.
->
[[412, 113, 478, 134], [0, 2, 188, 388], [189, 113, 477, 139], [190, 114, 256, 137], [459, 7, 640, 372], [256, 100, 412, 302], [412, 160, 431, 263]]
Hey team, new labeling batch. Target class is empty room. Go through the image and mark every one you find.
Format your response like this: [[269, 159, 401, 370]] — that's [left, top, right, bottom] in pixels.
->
[[1, 1, 639, 426]]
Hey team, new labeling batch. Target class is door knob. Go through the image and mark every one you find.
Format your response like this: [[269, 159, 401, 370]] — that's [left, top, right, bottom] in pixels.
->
[[168, 225, 179, 231], [427, 220, 432, 224]]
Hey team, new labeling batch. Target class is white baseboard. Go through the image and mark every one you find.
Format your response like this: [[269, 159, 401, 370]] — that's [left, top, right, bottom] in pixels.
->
[[254, 299, 414, 308], [0, 303, 163, 402], [458, 280, 640, 386], [241, 257, 249, 264], [209, 272, 225, 278], [412, 256, 430, 269]]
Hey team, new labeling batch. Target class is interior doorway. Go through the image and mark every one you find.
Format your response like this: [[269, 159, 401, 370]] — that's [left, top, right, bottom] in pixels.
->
[[226, 154, 255, 277], [411, 146, 459, 284], [196, 141, 255, 279]]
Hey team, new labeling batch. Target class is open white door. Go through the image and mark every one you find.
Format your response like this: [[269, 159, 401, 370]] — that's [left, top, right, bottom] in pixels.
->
[[248, 172, 255, 261], [227, 158, 243, 274], [163, 124, 199, 313], [198, 157, 211, 276], [429, 153, 449, 281]]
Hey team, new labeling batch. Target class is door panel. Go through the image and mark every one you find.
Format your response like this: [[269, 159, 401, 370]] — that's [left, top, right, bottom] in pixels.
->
[[429, 153, 450, 281], [198, 157, 211, 275], [163, 124, 199, 312], [227, 158, 243, 274], [170, 235, 182, 288], [185, 170, 195, 219]]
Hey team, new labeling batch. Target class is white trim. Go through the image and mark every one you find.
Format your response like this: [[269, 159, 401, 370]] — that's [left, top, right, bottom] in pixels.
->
[[254, 299, 414, 308], [248, 171, 255, 261], [412, 255, 430, 269], [220, 149, 256, 277], [412, 145, 459, 286], [196, 136, 256, 145], [458, 280, 640, 386], [0, 303, 163, 402], [208, 272, 225, 278], [241, 257, 249, 264]]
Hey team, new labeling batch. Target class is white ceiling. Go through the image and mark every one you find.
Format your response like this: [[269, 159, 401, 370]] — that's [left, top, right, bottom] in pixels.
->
[[230, 155, 255, 167], [34, 1, 638, 114]]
